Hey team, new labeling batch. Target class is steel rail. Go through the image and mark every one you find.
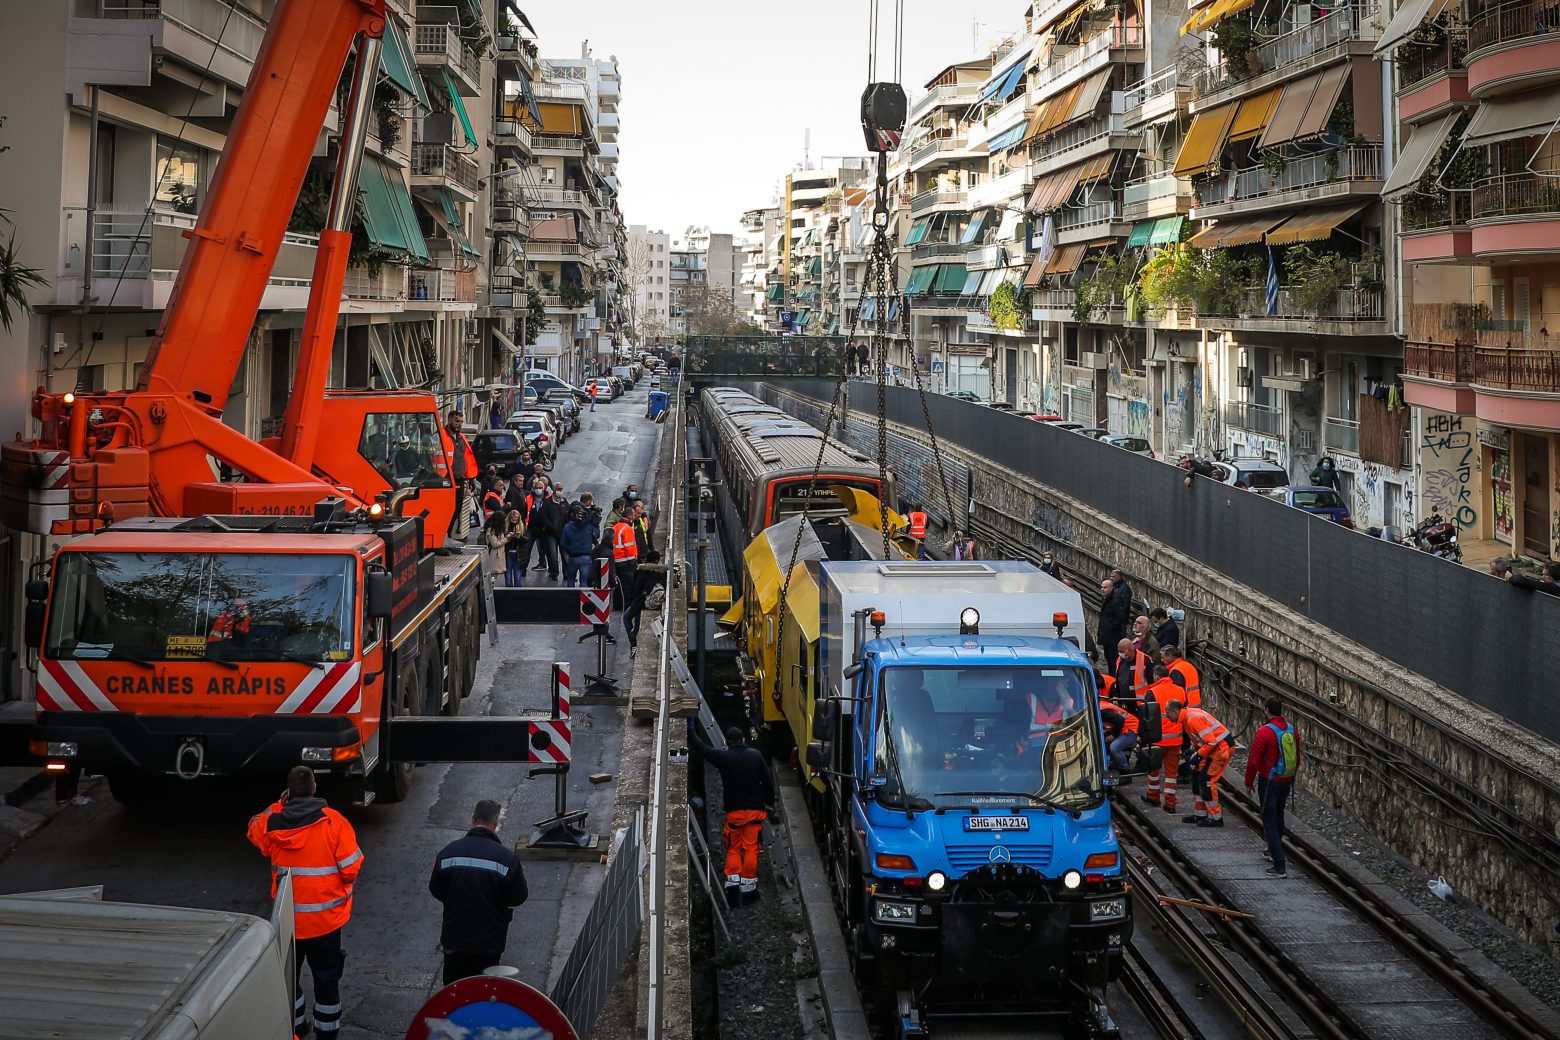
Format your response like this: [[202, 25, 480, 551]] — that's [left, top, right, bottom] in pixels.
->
[[644, 390, 684, 1036], [1117, 936, 1218, 1040]]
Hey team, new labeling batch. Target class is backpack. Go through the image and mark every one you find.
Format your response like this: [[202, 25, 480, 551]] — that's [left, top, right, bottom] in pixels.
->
[[1267, 722, 1299, 780]]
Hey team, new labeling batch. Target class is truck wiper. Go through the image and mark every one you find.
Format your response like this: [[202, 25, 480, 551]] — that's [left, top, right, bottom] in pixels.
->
[[273, 651, 326, 670], [1027, 793, 1083, 819], [88, 648, 154, 670]]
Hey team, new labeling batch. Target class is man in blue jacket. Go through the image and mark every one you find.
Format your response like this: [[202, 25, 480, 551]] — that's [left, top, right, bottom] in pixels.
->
[[560, 504, 598, 587], [429, 799, 529, 985]]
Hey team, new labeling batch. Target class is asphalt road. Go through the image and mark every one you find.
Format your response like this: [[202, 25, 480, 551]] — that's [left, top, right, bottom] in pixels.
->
[[0, 379, 664, 1038]]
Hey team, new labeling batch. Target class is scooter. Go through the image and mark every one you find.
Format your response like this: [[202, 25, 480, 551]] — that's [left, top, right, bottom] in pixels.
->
[[1404, 512, 1462, 562]]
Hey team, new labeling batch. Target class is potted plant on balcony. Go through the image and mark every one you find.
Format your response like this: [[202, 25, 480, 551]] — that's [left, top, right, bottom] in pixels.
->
[[1211, 21, 1256, 79], [1284, 244, 1348, 317], [375, 83, 402, 152], [1261, 151, 1286, 184]]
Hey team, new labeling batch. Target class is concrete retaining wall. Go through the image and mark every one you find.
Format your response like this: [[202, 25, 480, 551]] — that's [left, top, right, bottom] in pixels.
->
[[759, 383, 1560, 950]]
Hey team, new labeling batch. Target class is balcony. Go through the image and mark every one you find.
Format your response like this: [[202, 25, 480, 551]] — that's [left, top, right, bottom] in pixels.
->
[[1466, 0, 1560, 96], [1322, 416, 1360, 455], [415, 21, 481, 95], [1122, 173, 1193, 221], [1469, 173, 1560, 258], [344, 264, 409, 303], [532, 133, 586, 156], [1123, 66, 1193, 124], [1035, 26, 1145, 99], [967, 169, 1028, 211], [1194, 5, 1379, 104], [1225, 401, 1285, 437], [528, 186, 592, 211], [1030, 288, 1078, 319], [1028, 114, 1139, 180], [1201, 285, 1386, 332], [910, 241, 968, 261], [1055, 200, 1126, 243], [1194, 144, 1383, 217], [526, 239, 594, 263], [493, 112, 533, 157], [58, 205, 318, 311], [907, 136, 973, 172], [494, 34, 537, 78], [408, 267, 477, 306], [411, 143, 479, 198], [1401, 193, 1474, 263], [910, 188, 968, 214], [92, 0, 267, 87], [1405, 340, 1560, 428], [910, 83, 979, 121]]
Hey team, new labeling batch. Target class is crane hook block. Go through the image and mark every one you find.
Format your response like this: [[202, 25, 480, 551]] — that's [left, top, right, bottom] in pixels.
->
[[860, 83, 907, 153]]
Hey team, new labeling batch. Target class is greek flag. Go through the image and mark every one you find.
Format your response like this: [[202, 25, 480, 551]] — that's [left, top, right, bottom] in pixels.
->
[[1265, 248, 1280, 317]]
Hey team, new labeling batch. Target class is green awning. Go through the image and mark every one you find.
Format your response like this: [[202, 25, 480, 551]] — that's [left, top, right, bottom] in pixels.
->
[[1126, 221, 1154, 248], [827, 317, 840, 334], [358, 154, 429, 261], [443, 68, 477, 151], [439, 187, 481, 258], [380, 18, 432, 109], [807, 256, 822, 277], [904, 218, 931, 246], [1148, 216, 1184, 246], [766, 284, 784, 302], [904, 266, 935, 295], [795, 309, 812, 327], [933, 263, 969, 293]]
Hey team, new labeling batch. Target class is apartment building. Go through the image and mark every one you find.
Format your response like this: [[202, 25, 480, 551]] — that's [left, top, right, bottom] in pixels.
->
[[627, 224, 671, 344], [766, 158, 871, 333], [736, 207, 778, 326], [1384, 0, 1560, 561]]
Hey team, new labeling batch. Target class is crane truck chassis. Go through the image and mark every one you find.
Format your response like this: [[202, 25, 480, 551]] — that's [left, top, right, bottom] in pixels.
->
[[24, 503, 483, 805]]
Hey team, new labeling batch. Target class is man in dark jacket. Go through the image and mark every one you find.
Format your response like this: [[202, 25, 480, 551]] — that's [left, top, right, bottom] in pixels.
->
[[429, 799, 529, 985], [687, 721, 775, 900], [1148, 607, 1180, 654], [1097, 576, 1132, 671], [560, 506, 598, 587], [528, 486, 566, 580]]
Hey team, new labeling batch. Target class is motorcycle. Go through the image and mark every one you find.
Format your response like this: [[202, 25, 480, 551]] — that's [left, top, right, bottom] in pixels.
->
[[1404, 512, 1462, 562]]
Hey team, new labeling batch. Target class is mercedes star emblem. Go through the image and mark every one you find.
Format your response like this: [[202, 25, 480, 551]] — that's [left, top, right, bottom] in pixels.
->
[[988, 846, 1012, 864]]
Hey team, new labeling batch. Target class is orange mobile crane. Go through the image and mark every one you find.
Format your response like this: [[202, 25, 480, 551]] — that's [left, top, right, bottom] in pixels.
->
[[1, 0, 486, 804]]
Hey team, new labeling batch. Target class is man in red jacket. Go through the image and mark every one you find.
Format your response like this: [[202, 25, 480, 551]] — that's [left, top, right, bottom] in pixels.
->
[[248, 766, 364, 1037], [1244, 697, 1301, 879]]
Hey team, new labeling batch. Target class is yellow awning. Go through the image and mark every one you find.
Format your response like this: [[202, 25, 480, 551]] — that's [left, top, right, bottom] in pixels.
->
[[718, 597, 745, 627], [1173, 103, 1237, 178], [1263, 202, 1368, 245], [1218, 217, 1287, 247], [1193, 0, 1257, 32], [1039, 83, 1084, 136], [1183, 0, 1230, 33], [521, 100, 584, 135], [1228, 86, 1282, 142], [1187, 222, 1229, 247], [1053, 0, 1095, 38]]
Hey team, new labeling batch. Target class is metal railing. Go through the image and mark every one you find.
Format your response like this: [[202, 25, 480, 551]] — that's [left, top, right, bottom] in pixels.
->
[[1123, 65, 1192, 109], [907, 136, 968, 167], [414, 21, 464, 65], [1056, 199, 1119, 231], [910, 83, 978, 120], [910, 241, 967, 260], [1225, 400, 1284, 436], [98, 0, 267, 63], [1031, 287, 1077, 310], [62, 204, 319, 283], [1402, 192, 1472, 233], [528, 187, 590, 208], [910, 188, 968, 213], [408, 268, 476, 303], [1195, 4, 1378, 99], [1033, 113, 1131, 162], [343, 265, 409, 301], [1323, 416, 1360, 454], [551, 809, 647, 1039], [532, 133, 586, 155], [1197, 145, 1383, 207], [411, 143, 479, 191], [1397, 37, 1466, 89], [1405, 341, 1475, 383], [1471, 172, 1560, 220], [1469, 0, 1560, 51], [1036, 26, 1145, 94], [1124, 173, 1191, 208], [1474, 346, 1560, 392], [1214, 285, 1385, 321]]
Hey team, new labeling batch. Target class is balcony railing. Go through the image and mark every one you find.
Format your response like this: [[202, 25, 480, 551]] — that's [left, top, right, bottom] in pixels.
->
[[408, 268, 477, 304], [1412, 341, 1560, 392], [1056, 200, 1119, 231], [909, 83, 978, 120], [411, 143, 479, 192], [532, 134, 586, 155], [910, 188, 968, 213], [528, 187, 590, 208], [98, 0, 267, 63], [1405, 341, 1476, 382], [1122, 66, 1192, 110], [907, 137, 969, 167], [1197, 144, 1383, 207], [1036, 26, 1145, 94], [1207, 285, 1385, 321], [344, 265, 409, 301], [1471, 172, 1560, 221], [1469, 0, 1559, 52], [1030, 288, 1077, 311], [63, 205, 318, 284], [910, 241, 968, 260], [1397, 36, 1466, 89], [1124, 173, 1191, 208], [1195, 4, 1379, 99], [1323, 416, 1360, 454], [1225, 400, 1284, 437], [1402, 192, 1472, 233], [1033, 114, 1132, 164]]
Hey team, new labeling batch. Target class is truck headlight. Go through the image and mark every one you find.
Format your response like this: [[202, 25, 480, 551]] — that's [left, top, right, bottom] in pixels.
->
[[47, 742, 79, 758], [926, 870, 947, 892], [873, 900, 917, 924], [1089, 898, 1128, 922], [301, 747, 334, 763]]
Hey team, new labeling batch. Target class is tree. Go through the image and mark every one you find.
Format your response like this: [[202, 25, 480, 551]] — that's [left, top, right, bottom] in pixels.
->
[[677, 282, 751, 336], [0, 117, 48, 332], [622, 233, 654, 344]]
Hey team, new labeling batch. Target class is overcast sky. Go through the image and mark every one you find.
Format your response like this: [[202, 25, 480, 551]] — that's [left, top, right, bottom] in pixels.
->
[[529, 0, 1029, 236]]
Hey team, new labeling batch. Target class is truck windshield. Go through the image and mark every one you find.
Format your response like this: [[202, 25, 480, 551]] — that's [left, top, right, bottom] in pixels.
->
[[45, 552, 356, 664], [872, 665, 1102, 810], [359, 411, 452, 490]]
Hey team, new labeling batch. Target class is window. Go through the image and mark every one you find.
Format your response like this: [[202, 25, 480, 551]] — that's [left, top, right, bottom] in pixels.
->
[[358, 411, 452, 489], [540, 167, 557, 184], [155, 138, 204, 214]]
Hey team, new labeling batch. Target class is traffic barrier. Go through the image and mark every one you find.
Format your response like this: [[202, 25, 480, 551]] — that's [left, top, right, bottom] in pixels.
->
[[549, 808, 646, 1037]]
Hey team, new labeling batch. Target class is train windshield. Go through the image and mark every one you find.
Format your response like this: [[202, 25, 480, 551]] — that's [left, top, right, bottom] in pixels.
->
[[872, 665, 1103, 811], [45, 552, 357, 664], [773, 480, 879, 521]]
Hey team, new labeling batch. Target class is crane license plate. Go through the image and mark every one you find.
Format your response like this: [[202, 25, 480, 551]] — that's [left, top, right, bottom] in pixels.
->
[[965, 816, 1028, 831]]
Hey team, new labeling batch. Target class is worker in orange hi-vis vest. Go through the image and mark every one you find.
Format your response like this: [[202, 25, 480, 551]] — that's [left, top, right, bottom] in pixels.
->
[[905, 505, 929, 559], [1141, 665, 1184, 813], [1180, 704, 1233, 826]]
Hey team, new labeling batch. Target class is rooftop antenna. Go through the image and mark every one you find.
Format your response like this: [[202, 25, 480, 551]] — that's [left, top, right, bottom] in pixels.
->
[[804, 128, 811, 169]]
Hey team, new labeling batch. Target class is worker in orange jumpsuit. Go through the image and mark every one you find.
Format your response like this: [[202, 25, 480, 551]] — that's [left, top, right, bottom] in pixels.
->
[[1181, 704, 1233, 827], [247, 766, 363, 1038], [687, 721, 775, 902], [207, 598, 251, 643], [1141, 665, 1184, 812]]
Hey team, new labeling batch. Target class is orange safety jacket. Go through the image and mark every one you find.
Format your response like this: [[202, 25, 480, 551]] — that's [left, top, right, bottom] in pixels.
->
[[207, 610, 251, 643], [1099, 694, 1138, 734], [247, 798, 363, 939], [1181, 706, 1229, 751], [1167, 658, 1201, 707], [612, 520, 639, 562], [1128, 648, 1151, 695], [1146, 678, 1184, 746], [907, 511, 928, 539]]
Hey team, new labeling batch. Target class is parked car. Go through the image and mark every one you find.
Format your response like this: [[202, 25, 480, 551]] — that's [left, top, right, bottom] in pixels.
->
[[649, 371, 662, 388], [526, 402, 571, 443], [1211, 456, 1290, 489], [1104, 434, 1155, 459], [523, 371, 591, 404], [944, 389, 984, 402], [471, 429, 539, 478], [1257, 484, 1353, 526], [607, 376, 626, 398], [587, 377, 619, 402], [542, 389, 582, 431], [1075, 427, 1112, 439], [1045, 421, 1087, 433], [504, 414, 558, 461], [611, 365, 638, 387]]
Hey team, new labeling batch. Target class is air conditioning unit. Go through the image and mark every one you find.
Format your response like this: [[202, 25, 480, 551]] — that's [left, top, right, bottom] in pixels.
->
[[1082, 351, 1110, 370], [1236, 367, 1254, 388]]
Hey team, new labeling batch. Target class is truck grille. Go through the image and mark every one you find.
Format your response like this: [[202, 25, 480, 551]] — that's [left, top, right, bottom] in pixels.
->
[[946, 843, 1053, 873]]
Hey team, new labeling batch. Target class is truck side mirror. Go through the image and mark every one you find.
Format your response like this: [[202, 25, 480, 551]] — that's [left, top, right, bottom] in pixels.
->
[[23, 580, 48, 650], [365, 568, 393, 619], [805, 742, 829, 769], [813, 699, 839, 742]]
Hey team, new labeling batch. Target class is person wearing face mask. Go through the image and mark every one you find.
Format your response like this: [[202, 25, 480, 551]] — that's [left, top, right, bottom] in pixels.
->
[[1039, 549, 1062, 579], [527, 482, 566, 580]]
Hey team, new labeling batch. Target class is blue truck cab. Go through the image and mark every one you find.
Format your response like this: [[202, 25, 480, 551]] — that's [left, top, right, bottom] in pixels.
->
[[807, 561, 1129, 1030]]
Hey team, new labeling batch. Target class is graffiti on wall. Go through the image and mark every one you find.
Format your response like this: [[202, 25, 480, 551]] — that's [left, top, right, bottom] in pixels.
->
[[1417, 410, 1478, 529]]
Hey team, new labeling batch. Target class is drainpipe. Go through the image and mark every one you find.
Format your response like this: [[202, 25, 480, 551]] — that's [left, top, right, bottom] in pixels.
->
[[82, 86, 101, 308]]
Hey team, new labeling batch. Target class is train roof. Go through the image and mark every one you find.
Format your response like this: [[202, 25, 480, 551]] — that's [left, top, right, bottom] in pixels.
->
[[703, 387, 873, 472]]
